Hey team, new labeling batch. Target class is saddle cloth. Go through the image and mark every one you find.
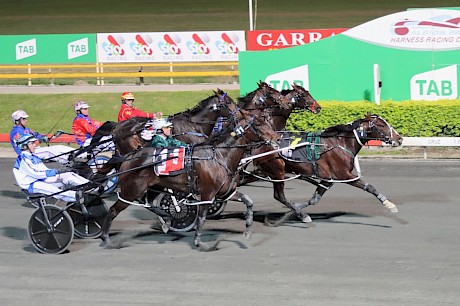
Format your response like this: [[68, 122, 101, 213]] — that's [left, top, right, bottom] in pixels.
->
[[154, 147, 186, 176], [279, 132, 321, 163]]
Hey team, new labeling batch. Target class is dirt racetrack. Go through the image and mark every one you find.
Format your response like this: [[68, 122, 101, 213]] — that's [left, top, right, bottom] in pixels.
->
[[1, 158, 460, 305]]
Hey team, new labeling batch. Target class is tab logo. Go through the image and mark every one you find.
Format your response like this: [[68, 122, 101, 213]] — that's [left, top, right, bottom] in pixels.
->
[[410, 65, 458, 100], [68, 38, 89, 60], [265, 65, 309, 91], [16, 38, 37, 60]]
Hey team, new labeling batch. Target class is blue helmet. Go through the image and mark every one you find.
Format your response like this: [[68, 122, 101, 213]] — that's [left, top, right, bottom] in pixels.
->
[[17, 134, 38, 150]]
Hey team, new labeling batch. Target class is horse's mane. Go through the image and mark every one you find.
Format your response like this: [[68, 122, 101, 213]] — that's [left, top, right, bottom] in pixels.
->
[[321, 119, 362, 137], [280, 89, 291, 95], [112, 117, 149, 140], [237, 90, 257, 109], [171, 94, 217, 119], [201, 124, 235, 147]]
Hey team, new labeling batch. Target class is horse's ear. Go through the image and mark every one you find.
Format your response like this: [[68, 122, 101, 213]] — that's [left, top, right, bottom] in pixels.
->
[[365, 112, 372, 119]]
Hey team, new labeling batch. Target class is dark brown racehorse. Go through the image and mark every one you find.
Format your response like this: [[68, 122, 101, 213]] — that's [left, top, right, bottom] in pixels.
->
[[100, 108, 281, 250], [272, 113, 403, 224], [232, 84, 322, 219]]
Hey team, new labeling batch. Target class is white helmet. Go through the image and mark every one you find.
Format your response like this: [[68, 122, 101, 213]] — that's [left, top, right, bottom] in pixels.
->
[[153, 119, 172, 130], [74, 101, 90, 113], [12, 110, 29, 124]]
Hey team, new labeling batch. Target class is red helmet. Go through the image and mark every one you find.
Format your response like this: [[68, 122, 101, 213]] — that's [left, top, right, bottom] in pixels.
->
[[121, 92, 135, 102]]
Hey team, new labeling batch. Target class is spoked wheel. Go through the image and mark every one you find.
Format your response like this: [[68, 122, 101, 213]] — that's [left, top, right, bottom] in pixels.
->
[[87, 155, 118, 196], [67, 194, 109, 238], [207, 201, 227, 219], [153, 193, 198, 232], [28, 205, 74, 254]]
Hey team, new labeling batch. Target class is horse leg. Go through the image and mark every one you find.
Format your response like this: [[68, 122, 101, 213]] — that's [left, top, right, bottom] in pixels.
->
[[231, 191, 254, 239], [100, 201, 130, 247], [346, 179, 398, 213], [194, 204, 210, 250], [272, 181, 312, 223]]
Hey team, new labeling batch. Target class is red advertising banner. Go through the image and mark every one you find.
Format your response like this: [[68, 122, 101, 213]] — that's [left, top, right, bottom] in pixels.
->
[[247, 28, 348, 50]]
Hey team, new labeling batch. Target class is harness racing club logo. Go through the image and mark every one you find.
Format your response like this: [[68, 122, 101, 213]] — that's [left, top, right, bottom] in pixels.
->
[[129, 34, 154, 56], [392, 15, 460, 36], [216, 33, 239, 59], [158, 34, 182, 56], [102, 34, 126, 56], [186, 33, 210, 55]]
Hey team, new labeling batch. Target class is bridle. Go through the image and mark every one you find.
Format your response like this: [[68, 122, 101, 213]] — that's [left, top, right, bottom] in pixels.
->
[[354, 116, 394, 145]]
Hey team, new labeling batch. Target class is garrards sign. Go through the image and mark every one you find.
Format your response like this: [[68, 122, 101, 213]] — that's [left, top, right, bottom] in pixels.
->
[[239, 8, 460, 102]]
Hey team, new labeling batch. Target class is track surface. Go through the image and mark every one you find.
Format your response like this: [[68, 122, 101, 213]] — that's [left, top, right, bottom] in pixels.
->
[[1, 158, 460, 305]]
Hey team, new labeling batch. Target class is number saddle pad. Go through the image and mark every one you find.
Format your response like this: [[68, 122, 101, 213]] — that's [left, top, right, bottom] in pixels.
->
[[279, 132, 322, 163], [153, 147, 186, 176]]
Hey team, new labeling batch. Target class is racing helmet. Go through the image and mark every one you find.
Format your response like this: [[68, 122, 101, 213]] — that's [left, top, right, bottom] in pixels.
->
[[74, 101, 90, 113], [121, 92, 135, 103], [11, 110, 29, 124], [153, 118, 172, 131], [17, 134, 38, 150]]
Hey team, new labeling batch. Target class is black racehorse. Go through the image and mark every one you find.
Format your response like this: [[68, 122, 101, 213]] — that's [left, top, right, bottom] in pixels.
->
[[100, 108, 281, 250]]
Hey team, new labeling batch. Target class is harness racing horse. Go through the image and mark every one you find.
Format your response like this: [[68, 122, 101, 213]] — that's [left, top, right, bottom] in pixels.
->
[[220, 84, 322, 219], [100, 109, 281, 251], [272, 113, 403, 225]]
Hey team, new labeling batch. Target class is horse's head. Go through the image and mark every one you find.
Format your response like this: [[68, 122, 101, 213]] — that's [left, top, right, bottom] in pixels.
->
[[231, 109, 281, 149], [254, 81, 291, 109], [286, 83, 321, 114], [360, 113, 403, 147], [213, 88, 237, 115]]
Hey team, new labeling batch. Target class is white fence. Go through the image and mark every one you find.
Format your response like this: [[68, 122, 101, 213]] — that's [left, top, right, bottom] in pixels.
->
[[402, 137, 460, 159]]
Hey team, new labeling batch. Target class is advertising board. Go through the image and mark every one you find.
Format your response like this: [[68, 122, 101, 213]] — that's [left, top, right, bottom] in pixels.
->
[[96, 31, 245, 63], [239, 8, 460, 102], [247, 28, 347, 50], [0, 34, 96, 64]]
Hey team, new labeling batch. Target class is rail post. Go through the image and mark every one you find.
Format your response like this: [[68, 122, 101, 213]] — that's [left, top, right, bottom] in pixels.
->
[[27, 64, 32, 86], [100, 63, 105, 86], [96, 62, 100, 86], [49, 68, 54, 86], [169, 62, 173, 85], [138, 66, 144, 85]]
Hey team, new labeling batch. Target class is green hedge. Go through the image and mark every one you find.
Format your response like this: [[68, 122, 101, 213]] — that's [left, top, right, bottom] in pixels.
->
[[286, 100, 460, 137]]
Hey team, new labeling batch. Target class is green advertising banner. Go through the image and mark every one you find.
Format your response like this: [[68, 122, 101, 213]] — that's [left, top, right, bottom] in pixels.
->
[[0, 34, 96, 64], [239, 8, 460, 102]]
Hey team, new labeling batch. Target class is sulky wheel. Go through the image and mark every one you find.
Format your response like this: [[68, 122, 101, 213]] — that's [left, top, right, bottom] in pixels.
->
[[207, 201, 227, 219], [153, 193, 198, 232], [28, 205, 74, 254], [68, 194, 109, 239], [87, 155, 118, 196]]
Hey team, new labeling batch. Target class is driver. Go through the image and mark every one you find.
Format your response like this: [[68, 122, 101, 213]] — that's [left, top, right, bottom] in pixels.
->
[[118, 92, 162, 122], [13, 134, 90, 203], [10, 110, 74, 163], [146, 118, 186, 148]]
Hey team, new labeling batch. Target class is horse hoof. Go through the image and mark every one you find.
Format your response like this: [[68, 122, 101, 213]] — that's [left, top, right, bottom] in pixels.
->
[[383, 200, 398, 213], [244, 231, 252, 240], [302, 214, 312, 223], [161, 223, 170, 234]]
